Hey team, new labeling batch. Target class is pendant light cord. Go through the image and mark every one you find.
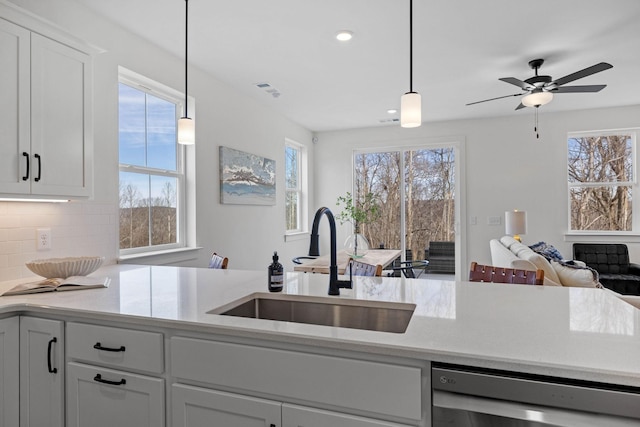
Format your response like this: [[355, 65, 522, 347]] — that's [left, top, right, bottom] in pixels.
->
[[409, 0, 413, 93], [184, 0, 189, 118]]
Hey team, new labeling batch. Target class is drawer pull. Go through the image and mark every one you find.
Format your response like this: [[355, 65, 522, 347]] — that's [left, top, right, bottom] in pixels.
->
[[93, 374, 126, 386], [94, 342, 126, 352], [47, 337, 58, 374]]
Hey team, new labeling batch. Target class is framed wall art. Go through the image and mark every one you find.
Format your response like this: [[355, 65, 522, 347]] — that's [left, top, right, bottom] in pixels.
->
[[219, 146, 276, 205]]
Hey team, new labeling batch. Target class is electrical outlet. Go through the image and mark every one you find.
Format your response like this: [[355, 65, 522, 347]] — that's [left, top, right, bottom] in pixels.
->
[[37, 228, 51, 250]]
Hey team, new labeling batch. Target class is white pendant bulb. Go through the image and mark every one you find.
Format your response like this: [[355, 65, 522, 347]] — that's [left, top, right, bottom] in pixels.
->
[[178, 0, 195, 145], [400, 0, 421, 128]]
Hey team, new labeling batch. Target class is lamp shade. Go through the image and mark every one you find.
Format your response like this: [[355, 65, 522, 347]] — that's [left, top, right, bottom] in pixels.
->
[[522, 91, 553, 107], [401, 91, 421, 128], [505, 210, 527, 240], [178, 117, 195, 145]]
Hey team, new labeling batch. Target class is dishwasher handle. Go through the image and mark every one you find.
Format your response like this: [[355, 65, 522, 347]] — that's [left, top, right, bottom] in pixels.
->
[[433, 390, 639, 427]]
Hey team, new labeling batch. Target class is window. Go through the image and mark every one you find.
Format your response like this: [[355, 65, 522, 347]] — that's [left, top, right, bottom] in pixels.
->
[[285, 139, 307, 234], [118, 71, 187, 254], [568, 130, 636, 232]]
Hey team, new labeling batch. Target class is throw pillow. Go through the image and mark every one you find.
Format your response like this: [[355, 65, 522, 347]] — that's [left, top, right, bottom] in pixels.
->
[[529, 241, 564, 263], [551, 260, 602, 288]]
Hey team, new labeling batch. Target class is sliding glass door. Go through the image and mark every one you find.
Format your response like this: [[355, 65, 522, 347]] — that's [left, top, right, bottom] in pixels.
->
[[354, 146, 456, 266]]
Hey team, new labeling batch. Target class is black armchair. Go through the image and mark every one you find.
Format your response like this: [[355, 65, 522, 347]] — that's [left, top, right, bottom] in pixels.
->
[[573, 243, 640, 295]]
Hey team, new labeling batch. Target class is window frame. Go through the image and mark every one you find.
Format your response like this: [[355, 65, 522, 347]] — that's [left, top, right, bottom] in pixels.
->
[[566, 129, 638, 235], [285, 138, 308, 237], [118, 70, 188, 256]]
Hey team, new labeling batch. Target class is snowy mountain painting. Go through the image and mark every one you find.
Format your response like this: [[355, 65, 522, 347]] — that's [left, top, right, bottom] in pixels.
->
[[219, 146, 276, 205]]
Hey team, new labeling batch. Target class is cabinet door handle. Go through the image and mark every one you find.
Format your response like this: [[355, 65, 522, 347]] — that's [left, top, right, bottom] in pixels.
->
[[34, 153, 41, 182], [93, 374, 127, 386], [47, 337, 58, 374], [93, 342, 126, 352], [22, 152, 29, 181]]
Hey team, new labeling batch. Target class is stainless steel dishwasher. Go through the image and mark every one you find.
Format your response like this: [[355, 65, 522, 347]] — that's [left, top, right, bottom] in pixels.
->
[[432, 364, 640, 426]]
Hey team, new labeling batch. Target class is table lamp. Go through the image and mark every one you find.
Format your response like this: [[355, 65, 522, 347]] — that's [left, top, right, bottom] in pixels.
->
[[505, 210, 527, 242]]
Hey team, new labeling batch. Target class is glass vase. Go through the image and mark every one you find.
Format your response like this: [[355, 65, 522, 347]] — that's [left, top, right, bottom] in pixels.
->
[[344, 233, 370, 258]]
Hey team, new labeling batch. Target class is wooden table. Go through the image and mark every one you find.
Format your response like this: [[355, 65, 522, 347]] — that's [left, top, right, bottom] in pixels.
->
[[293, 249, 402, 275]]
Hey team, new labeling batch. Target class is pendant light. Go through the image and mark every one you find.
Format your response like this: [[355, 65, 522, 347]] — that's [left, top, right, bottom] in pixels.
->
[[178, 0, 195, 145], [401, 0, 421, 128]]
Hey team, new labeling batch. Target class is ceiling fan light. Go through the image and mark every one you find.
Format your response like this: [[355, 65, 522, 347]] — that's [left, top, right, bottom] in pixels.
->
[[401, 91, 421, 128], [178, 117, 195, 145], [522, 91, 553, 107]]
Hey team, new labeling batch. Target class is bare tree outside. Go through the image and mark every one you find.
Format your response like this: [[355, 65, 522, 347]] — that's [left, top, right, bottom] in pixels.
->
[[568, 135, 633, 231], [354, 148, 455, 259], [119, 178, 177, 250]]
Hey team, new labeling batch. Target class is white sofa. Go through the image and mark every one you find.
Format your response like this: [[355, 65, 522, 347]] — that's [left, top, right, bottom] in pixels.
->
[[489, 236, 600, 288], [489, 236, 640, 309]]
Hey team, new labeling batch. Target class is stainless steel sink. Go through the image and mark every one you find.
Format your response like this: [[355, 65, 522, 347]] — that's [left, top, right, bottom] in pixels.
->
[[210, 294, 415, 333]]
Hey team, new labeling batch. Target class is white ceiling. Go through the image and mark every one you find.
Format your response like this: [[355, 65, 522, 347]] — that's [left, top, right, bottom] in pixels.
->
[[74, 0, 640, 132]]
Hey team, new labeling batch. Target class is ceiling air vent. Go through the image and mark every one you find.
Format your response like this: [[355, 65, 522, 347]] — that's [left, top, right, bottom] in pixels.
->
[[379, 118, 400, 124], [254, 82, 281, 98]]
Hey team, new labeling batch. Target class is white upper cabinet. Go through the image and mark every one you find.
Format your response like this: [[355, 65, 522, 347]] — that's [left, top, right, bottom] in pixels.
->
[[30, 33, 92, 197], [0, 18, 30, 195], [0, 9, 93, 199]]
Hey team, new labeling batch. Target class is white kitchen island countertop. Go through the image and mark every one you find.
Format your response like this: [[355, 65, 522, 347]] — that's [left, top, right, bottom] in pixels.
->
[[1, 264, 639, 388]]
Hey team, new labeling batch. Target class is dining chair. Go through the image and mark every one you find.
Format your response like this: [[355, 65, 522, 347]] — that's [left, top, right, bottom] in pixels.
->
[[345, 259, 383, 277], [468, 261, 543, 285], [209, 252, 229, 269]]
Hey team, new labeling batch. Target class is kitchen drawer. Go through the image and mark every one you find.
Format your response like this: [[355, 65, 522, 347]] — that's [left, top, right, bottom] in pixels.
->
[[67, 362, 164, 427], [171, 337, 422, 421], [66, 323, 163, 374]]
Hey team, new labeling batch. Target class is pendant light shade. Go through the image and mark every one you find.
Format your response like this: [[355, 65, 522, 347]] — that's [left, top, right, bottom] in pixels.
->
[[400, 0, 421, 128], [522, 90, 553, 108], [401, 92, 421, 127], [178, 0, 194, 145], [178, 117, 195, 145]]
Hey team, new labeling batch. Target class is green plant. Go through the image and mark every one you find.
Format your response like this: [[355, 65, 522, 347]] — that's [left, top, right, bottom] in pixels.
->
[[336, 192, 380, 232]]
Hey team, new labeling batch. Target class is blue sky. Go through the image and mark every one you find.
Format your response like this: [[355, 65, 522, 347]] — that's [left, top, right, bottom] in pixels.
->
[[119, 83, 179, 204]]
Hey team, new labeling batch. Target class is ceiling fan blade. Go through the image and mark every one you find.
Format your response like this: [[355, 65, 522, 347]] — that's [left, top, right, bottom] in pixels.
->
[[551, 85, 607, 93], [551, 62, 613, 87], [515, 103, 526, 110], [499, 77, 535, 90], [466, 93, 522, 106]]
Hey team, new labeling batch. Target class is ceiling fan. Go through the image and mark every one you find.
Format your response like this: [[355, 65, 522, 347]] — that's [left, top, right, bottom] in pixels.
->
[[467, 59, 613, 110]]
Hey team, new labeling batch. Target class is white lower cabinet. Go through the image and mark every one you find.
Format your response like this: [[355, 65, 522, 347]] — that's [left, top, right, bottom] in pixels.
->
[[0, 317, 19, 427], [282, 404, 412, 427], [20, 316, 64, 427], [66, 362, 164, 427], [172, 384, 281, 427], [171, 383, 411, 427]]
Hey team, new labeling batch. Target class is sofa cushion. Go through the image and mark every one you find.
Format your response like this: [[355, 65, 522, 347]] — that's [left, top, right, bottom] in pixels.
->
[[499, 236, 519, 250], [551, 261, 601, 288], [508, 241, 561, 285], [490, 239, 520, 268], [511, 259, 561, 286]]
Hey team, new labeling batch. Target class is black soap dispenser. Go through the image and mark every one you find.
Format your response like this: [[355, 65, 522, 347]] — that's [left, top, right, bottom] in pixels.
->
[[268, 251, 284, 292]]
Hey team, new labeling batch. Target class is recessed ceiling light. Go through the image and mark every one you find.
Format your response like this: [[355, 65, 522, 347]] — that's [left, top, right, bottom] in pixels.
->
[[387, 109, 398, 114], [336, 30, 353, 41]]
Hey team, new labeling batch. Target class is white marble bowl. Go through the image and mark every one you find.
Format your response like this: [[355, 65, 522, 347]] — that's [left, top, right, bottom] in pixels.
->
[[26, 256, 104, 279]]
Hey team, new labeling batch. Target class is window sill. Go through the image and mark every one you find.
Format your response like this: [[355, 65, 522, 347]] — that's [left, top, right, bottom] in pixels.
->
[[564, 233, 640, 243], [118, 247, 203, 265], [285, 232, 309, 243]]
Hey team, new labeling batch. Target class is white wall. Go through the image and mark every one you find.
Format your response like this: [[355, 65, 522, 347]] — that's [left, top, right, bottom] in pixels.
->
[[0, 0, 313, 281], [314, 104, 640, 272]]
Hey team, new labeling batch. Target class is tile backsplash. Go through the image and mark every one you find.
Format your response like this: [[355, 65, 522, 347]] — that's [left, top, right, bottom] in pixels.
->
[[0, 201, 117, 282]]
